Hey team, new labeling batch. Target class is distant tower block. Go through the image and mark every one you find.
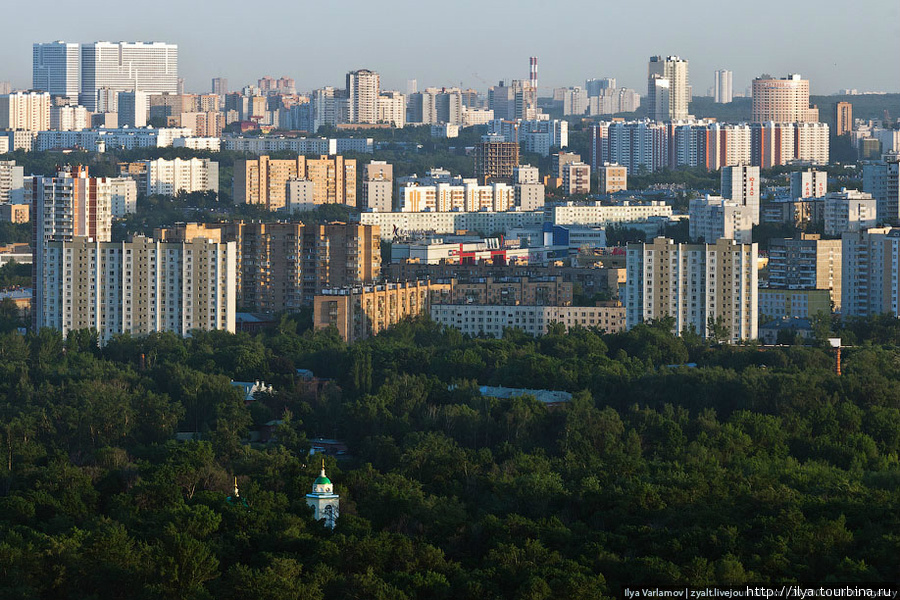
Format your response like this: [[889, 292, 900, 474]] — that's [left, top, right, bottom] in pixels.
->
[[530, 57, 538, 90], [306, 459, 340, 529]]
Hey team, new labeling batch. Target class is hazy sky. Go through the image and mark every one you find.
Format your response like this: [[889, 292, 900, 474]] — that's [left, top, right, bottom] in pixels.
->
[[4, 0, 899, 96]]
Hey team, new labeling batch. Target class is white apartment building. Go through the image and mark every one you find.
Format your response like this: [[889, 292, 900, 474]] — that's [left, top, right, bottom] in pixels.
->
[[862, 156, 900, 222], [0, 91, 51, 132], [720, 165, 760, 224], [626, 237, 758, 342], [0, 161, 25, 204], [173, 137, 221, 151], [36, 127, 193, 151], [841, 227, 893, 318], [648, 56, 690, 121], [714, 69, 733, 104], [399, 182, 514, 213], [794, 122, 830, 165], [143, 157, 219, 197], [551, 201, 673, 227], [689, 195, 753, 244], [487, 119, 568, 156], [562, 162, 591, 195], [80, 42, 178, 111], [50, 105, 90, 131], [824, 189, 877, 236], [377, 91, 405, 128], [359, 210, 546, 239], [107, 178, 138, 217], [347, 69, 380, 124], [431, 304, 626, 338], [515, 184, 545, 211], [40, 235, 236, 344], [791, 168, 828, 199], [362, 161, 393, 212], [222, 136, 373, 155]]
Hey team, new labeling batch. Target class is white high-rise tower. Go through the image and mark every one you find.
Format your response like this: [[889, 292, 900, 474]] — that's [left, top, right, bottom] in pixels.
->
[[79, 41, 178, 111], [33, 41, 81, 102], [714, 69, 733, 104], [647, 55, 690, 121]]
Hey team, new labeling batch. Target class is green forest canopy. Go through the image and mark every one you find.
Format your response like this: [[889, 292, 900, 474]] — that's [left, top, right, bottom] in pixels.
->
[[0, 314, 899, 598]]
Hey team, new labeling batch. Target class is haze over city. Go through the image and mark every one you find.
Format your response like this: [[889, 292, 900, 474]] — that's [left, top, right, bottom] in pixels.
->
[[3, 0, 899, 94]]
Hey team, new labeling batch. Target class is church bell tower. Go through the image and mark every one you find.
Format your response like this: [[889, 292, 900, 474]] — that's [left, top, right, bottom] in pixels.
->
[[306, 459, 339, 529]]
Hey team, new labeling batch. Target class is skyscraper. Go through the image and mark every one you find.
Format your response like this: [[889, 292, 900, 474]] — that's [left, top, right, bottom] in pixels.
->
[[346, 69, 380, 124], [212, 77, 228, 97], [835, 101, 853, 136], [33, 42, 80, 101], [80, 42, 178, 110], [751, 74, 817, 123], [714, 69, 733, 104], [647, 56, 690, 121]]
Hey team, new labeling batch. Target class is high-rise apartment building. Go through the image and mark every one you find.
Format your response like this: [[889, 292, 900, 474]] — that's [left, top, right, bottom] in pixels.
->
[[40, 235, 236, 344], [315, 280, 447, 343], [0, 161, 25, 203], [377, 91, 405, 127], [689, 195, 753, 244], [647, 56, 690, 121], [80, 42, 178, 110], [362, 161, 393, 212], [157, 221, 380, 311], [751, 74, 818, 123], [33, 42, 81, 101], [625, 237, 758, 342], [0, 91, 51, 132], [561, 162, 591, 195], [488, 80, 538, 121], [863, 154, 900, 222], [32, 166, 114, 327], [234, 155, 357, 211], [835, 102, 853, 136], [50, 105, 90, 131], [117, 90, 149, 128], [212, 77, 228, 97], [598, 163, 628, 194], [790, 168, 828, 199], [720, 165, 760, 224], [476, 141, 519, 184], [768, 234, 842, 310], [346, 69, 380, 124], [824, 189, 877, 236], [714, 69, 733, 104], [841, 227, 893, 318], [126, 157, 220, 196]]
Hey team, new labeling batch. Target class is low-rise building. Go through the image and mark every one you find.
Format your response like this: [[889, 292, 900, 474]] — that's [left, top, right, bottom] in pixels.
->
[[431, 303, 626, 337], [314, 280, 449, 342], [759, 289, 832, 320]]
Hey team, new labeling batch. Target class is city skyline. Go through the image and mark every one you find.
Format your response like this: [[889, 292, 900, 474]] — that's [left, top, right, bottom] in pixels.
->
[[2, 0, 898, 96]]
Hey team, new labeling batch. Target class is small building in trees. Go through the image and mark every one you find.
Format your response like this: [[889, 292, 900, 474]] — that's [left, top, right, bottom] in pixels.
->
[[307, 461, 340, 529]]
